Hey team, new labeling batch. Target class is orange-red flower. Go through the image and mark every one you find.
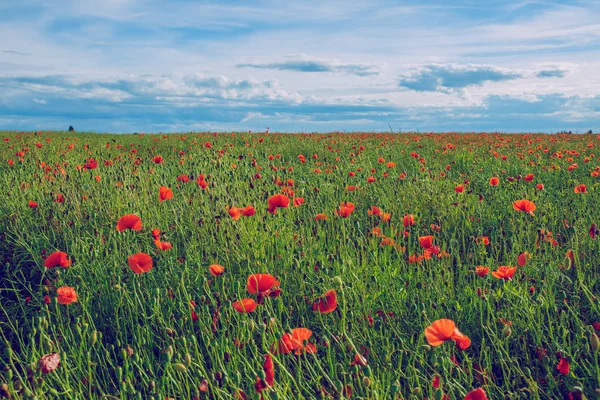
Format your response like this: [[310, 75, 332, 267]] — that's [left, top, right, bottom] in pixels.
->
[[455, 184, 465, 193], [419, 235, 434, 249], [517, 252, 530, 267], [56, 286, 77, 305], [128, 253, 153, 274], [154, 239, 172, 251], [489, 177, 499, 186], [312, 289, 338, 314], [475, 266, 489, 277], [28, 200, 38, 208], [44, 251, 72, 269], [268, 194, 290, 214], [209, 264, 225, 276], [227, 207, 243, 220], [275, 328, 317, 355], [315, 213, 328, 221], [464, 388, 488, 400], [524, 173, 534, 182], [159, 186, 173, 202], [241, 205, 256, 216], [232, 298, 257, 313], [247, 274, 280, 296], [574, 184, 587, 193], [491, 266, 517, 280], [513, 199, 536, 214], [293, 197, 305, 207], [116, 214, 142, 232], [557, 357, 570, 375], [336, 202, 355, 218], [403, 214, 415, 227], [424, 319, 470, 349]]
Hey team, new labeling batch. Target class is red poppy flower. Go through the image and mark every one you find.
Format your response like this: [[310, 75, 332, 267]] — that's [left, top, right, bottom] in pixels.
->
[[513, 200, 536, 214], [315, 213, 328, 221], [489, 177, 499, 186], [44, 251, 72, 268], [209, 264, 225, 276], [312, 289, 337, 314], [275, 328, 317, 355], [159, 186, 173, 202], [151, 228, 160, 239], [241, 205, 256, 216], [464, 388, 488, 400], [536, 183, 544, 190], [491, 266, 517, 280], [176, 174, 190, 183], [574, 184, 587, 193], [38, 353, 61, 374], [455, 184, 465, 193], [56, 286, 78, 305], [403, 214, 415, 227], [268, 194, 290, 214], [247, 274, 280, 296], [152, 155, 163, 164], [424, 319, 470, 349], [475, 266, 489, 277], [154, 239, 172, 251], [557, 358, 570, 375], [116, 214, 142, 232], [419, 236, 434, 249], [228, 207, 242, 220], [232, 298, 258, 313], [336, 202, 355, 218], [517, 252, 530, 267], [368, 206, 382, 216], [524, 173, 534, 182], [28, 200, 38, 208], [293, 197, 305, 207], [128, 253, 153, 274], [263, 354, 275, 386]]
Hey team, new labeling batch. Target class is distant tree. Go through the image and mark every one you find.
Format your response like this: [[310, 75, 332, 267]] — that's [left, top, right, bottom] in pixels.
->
[[68, 126, 74, 132]]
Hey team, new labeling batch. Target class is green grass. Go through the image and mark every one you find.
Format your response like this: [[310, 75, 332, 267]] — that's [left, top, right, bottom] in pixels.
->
[[1, 130, 599, 399]]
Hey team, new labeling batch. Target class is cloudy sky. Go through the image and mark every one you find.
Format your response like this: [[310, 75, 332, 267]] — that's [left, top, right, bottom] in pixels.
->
[[1, 0, 599, 133]]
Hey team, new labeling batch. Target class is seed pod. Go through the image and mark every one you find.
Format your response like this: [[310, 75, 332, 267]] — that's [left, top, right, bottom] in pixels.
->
[[591, 332, 599, 353], [172, 363, 187, 373]]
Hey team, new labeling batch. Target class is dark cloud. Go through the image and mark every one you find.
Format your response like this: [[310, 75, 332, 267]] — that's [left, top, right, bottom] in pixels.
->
[[399, 65, 522, 92], [535, 69, 567, 78], [237, 60, 380, 76]]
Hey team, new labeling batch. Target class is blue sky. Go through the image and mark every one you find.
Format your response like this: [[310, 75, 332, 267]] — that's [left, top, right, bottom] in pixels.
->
[[0, 0, 599, 133]]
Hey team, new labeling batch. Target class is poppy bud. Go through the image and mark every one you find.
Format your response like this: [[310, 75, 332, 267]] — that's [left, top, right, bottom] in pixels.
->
[[362, 376, 371, 387], [364, 365, 372, 377], [333, 276, 343, 288], [434, 389, 444, 400], [335, 380, 344, 393], [503, 326, 512, 338], [184, 353, 192, 366], [563, 256, 572, 270], [391, 380, 400, 395], [90, 331, 98, 347], [173, 363, 187, 373], [115, 366, 123, 381], [591, 332, 599, 353]]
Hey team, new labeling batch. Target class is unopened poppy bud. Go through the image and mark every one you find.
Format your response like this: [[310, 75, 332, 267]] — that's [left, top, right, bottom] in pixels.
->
[[503, 326, 512, 338], [115, 366, 123, 381], [173, 363, 187, 373], [184, 353, 192, 366], [247, 319, 256, 331], [563, 256, 572, 270], [335, 380, 344, 393], [391, 380, 400, 394], [90, 331, 98, 347], [333, 276, 343, 288], [148, 380, 156, 392], [362, 376, 371, 387], [364, 365, 372, 377], [591, 332, 599, 353], [434, 389, 444, 400], [258, 369, 266, 380]]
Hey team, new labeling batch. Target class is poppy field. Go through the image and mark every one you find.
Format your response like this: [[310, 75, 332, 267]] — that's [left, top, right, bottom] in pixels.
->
[[1, 130, 600, 400]]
